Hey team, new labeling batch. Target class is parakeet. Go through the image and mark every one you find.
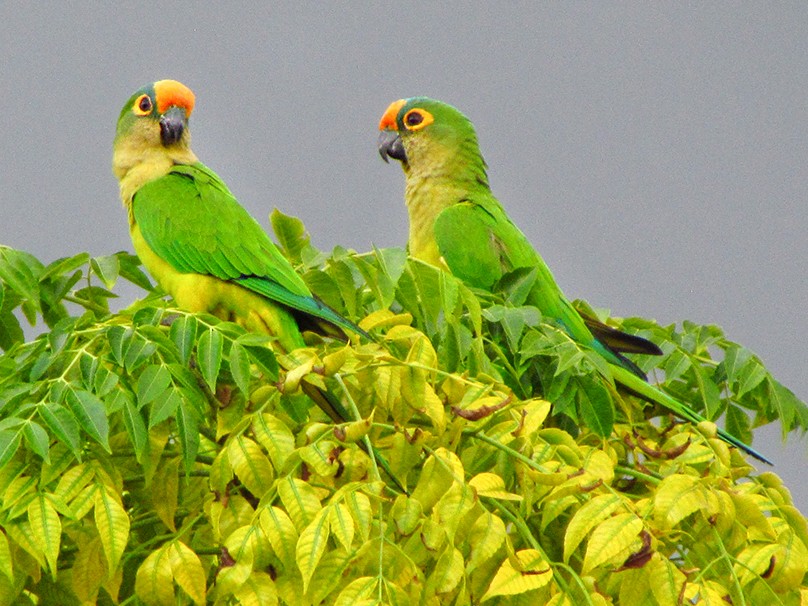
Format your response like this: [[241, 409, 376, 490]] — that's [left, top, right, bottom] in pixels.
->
[[112, 80, 365, 426], [378, 96, 771, 464]]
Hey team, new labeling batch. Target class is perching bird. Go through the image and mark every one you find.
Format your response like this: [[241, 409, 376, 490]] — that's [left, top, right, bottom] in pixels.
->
[[112, 80, 365, 426], [377, 96, 771, 464]]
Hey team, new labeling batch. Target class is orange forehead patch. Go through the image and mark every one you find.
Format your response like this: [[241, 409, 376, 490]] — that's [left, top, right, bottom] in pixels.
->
[[379, 99, 407, 130], [153, 80, 196, 116]]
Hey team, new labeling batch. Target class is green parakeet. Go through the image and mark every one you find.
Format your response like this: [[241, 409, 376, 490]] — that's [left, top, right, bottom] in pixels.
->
[[378, 97, 770, 464], [112, 80, 365, 426]]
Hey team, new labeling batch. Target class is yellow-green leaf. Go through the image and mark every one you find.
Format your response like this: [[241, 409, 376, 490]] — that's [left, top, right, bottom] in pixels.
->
[[429, 546, 464, 595], [732, 492, 777, 540], [328, 503, 355, 551], [135, 546, 174, 606], [345, 488, 373, 543], [582, 513, 643, 573], [469, 472, 522, 501], [564, 494, 622, 562], [260, 506, 298, 570], [53, 462, 94, 505], [168, 541, 207, 605], [94, 485, 130, 573], [434, 483, 476, 540], [653, 474, 711, 529], [0, 530, 12, 582], [482, 549, 552, 601], [71, 536, 106, 603], [306, 549, 353, 604], [228, 436, 274, 498], [297, 509, 330, 593], [5, 521, 45, 569], [278, 477, 322, 531], [224, 524, 271, 570], [466, 511, 507, 572], [27, 494, 61, 575], [299, 441, 340, 478], [736, 542, 780, 587], [151, 457, 179, 531], [392, 494, 423, 536], [233, 571, 279, 606], [334, 576, 378, 606], [252, 413, 295, 472], [410, 448, 463, 512], [648, 553, 686, 605]]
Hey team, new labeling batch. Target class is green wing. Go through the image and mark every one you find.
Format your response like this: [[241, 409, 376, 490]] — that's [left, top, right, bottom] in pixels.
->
[[434, 199, 770, 463], [133, 163, 365, 336], [433, 196, 646, 374]]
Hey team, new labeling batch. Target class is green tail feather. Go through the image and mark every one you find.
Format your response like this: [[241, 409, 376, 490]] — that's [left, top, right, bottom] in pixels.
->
[[609, 365, 772, 465]]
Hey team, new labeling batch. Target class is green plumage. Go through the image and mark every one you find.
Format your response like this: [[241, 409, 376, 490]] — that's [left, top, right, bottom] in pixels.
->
[[112, 81, 404, 492], [133, 163, 364, 340], [379, 96, 770, 464]]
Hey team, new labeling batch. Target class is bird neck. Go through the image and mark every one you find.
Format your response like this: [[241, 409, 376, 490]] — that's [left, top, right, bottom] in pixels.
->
[[113, 139, 198, 225], [403, 144, 489, 265]]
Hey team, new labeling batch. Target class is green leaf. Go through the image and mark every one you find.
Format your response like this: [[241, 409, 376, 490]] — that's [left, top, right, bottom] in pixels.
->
[[271, 208, 311, 264], [124, 332, 157, 372], [0, 246, 42, 307], [65, 388, 110, 452], [38, 403, 81, 457], [197, 327, 223, 392], [0, 429, 21, 467], [229, 342, 252, 396], [122, 398, 148, 462], [176, 396, 200, 474], [90, 255, 120, 289], [0, 293, 24, 350], [117, 251, 154, 291], [149, 389, 181, 428], [40, 252, 90, 282], [137, 364, 172, 406], [243, 344, 278, 380], [574, 375, 614, 438], [22, 420, 50, 462], [170, 314, 197, 366]]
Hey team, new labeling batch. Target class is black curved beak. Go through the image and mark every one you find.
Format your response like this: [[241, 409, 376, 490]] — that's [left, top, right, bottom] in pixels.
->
[[160, 106, 187, 146], [377, 129, 407, 164]]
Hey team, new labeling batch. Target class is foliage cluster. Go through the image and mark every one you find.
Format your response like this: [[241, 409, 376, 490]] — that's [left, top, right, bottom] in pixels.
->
[[0, 211, 807, 605]]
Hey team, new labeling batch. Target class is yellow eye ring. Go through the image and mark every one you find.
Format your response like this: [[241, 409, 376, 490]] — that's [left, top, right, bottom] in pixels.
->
[[403, 108, 433, 131], [133, 94, 153, 116]]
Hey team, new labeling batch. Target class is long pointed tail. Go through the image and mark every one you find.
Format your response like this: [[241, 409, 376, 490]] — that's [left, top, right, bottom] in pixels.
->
[[301, 381, 408, 492], [608, 364, 773, 465]]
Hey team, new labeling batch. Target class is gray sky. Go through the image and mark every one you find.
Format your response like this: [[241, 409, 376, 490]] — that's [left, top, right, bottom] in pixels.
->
[[1, 4, 806, 508]]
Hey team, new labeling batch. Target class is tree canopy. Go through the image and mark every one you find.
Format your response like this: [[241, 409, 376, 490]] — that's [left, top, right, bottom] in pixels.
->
[[0, 211, 806, 605]]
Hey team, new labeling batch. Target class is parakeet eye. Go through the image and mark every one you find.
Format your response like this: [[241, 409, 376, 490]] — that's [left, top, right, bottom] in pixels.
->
[[402, 108, 434, 131], [405, 111, 423, 126], [133, 94, 153, 116]]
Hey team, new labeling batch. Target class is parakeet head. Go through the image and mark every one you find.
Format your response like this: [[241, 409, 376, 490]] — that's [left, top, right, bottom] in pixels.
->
[[115, 79, 195, 149], [113, 80, 199, 206], [377, 97, 486, 183]]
